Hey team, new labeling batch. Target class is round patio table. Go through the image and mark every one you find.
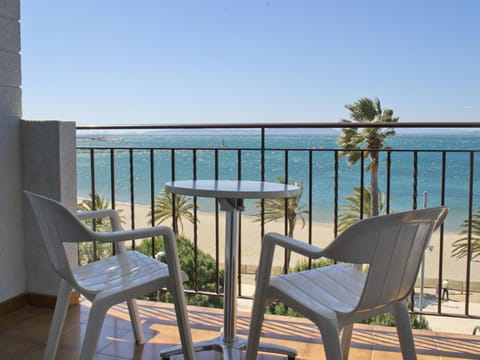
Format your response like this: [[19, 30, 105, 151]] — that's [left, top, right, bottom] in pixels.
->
[[161, 180, 300, 360]]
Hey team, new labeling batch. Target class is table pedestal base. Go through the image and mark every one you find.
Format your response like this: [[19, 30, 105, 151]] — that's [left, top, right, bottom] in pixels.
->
[[160, 333, 297, 360]]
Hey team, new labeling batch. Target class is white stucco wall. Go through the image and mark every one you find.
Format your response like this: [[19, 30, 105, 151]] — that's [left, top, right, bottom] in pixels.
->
[[0, 0, 25, 301], [22, 120, 77, 296]]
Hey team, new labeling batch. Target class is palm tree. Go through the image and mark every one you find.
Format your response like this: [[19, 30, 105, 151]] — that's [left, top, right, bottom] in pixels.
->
[[451, 212, 480, 260], [148, 187, 197, 235], [338, 186, 385, 233], [337, 97, 398, 216], [254, 176, 309, 238]]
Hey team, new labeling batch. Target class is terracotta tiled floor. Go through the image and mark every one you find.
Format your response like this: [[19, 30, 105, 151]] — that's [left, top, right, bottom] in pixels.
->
[[0, 299, 479, 359]]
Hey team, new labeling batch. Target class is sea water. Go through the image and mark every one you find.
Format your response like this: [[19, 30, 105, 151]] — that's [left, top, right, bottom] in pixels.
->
[[76, 130, 480, 231]]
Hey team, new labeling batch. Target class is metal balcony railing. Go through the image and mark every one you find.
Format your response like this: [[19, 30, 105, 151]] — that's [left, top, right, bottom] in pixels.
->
[[76, 122, 480, 320]]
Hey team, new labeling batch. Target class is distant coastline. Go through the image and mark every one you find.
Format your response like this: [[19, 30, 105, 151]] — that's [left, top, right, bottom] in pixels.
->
[[76, 127, 480, 139]]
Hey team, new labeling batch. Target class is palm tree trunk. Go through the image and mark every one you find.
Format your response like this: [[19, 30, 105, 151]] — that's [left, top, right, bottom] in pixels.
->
[[284, 215, 297, 272], [370, 152, 380, 216], [288, 216, 296, 238]]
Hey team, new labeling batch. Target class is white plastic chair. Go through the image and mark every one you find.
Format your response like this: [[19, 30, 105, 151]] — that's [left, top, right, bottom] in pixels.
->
[[246, 207, 448, 360], [25, 191, 196, 360]]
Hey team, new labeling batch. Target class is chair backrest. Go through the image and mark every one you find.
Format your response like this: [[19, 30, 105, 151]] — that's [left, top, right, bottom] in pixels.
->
[[321, 207, 448, 313], [25, 191, 94, 286]]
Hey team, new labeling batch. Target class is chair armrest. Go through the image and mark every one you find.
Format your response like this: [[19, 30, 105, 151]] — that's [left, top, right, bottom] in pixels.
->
[[263, 232, 324, 259], [76, 209, 122, 231], [254, 232, 326, 300], [92, 226, 173, 243], [93, 226, 185, 292]]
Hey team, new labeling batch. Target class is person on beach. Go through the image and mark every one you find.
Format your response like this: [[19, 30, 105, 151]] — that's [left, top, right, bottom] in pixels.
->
[[442, 279, 449, 301]]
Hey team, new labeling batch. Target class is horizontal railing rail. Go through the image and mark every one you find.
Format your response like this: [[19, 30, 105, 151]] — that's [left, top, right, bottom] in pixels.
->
[[78, 121, 480, 129], [77, 122, 480, 320]]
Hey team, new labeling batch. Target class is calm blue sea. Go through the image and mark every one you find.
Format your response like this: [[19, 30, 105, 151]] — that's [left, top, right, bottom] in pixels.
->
[[76, 130, 480, 231]]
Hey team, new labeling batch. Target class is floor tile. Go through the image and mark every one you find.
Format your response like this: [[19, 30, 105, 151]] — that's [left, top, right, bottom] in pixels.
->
[[1, 301, 479, 359]]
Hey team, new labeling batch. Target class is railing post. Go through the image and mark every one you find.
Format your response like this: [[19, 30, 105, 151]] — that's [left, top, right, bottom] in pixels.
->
[[419, 191, 428, 310]]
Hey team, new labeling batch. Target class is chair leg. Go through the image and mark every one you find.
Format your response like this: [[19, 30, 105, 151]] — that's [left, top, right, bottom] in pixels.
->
[[317, 319, 343, 360], [80, 300, 109, 360], [127, 299, 145, 344], [44, 280, 72, 360], [170, 281, 196, 360], [393, 301, 417, 360], [245, 294, 267, 360], [340, 324, 353, 360]]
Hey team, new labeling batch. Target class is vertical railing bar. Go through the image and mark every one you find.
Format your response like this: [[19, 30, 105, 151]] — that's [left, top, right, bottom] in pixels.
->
[[110, 149, 116, 210], [215, 149, 220, 294], [440, 151, 446, 209], [465, 151, 474, 315], [89, 149, 96, 211], [409, 150, 419, 310], [413, 151, 418, 210], [386, 150, 391, 214], [171, 150, 177, 234], [261, 127, 266, 238], [150, 149, 156, 257], [308, 149, 313, 269], [334, 150, 339, 238], [437, 151, 447, 313], [237, 149, 243, 297], [171, 149, 176, 181], [283, 150, 289, 274], [89, 148, 97, 260], [261, 127, 265, 182], [193, 149, 199, 292], [237, 149, 242, 179], [109, 149, 116, 255], [129, 149, 135, 250], [360, 150, 364, 220], [284, 150, 289, 235]]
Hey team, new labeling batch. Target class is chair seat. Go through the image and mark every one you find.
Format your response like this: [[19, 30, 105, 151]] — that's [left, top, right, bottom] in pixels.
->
[[74, 250, 187, 299], [269, 263, 366, 318]]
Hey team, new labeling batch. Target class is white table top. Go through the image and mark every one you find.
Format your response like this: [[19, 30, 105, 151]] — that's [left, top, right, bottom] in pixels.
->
[[165, 180, 300, 200]]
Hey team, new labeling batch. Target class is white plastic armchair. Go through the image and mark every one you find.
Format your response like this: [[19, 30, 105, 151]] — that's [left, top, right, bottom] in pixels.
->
[[246, 207, 448, 360], [25, 191, 196, 360]]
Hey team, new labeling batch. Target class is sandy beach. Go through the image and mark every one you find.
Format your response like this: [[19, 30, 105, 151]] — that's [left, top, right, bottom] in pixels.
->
[[106, 201, 480, 295]]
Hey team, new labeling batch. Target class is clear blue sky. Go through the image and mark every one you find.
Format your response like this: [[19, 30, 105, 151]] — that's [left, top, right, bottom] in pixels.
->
[[20, 0, 479, 125]]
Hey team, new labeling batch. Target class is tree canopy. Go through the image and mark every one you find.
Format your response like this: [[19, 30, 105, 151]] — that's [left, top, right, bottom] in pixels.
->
[[148, 188, 197, 235], [452, 212, 480, 260], [337, 97, 398, 216]]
